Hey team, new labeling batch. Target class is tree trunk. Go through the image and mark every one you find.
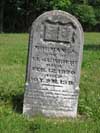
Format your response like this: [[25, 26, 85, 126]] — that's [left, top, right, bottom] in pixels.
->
[[0, 0, 4, 33]]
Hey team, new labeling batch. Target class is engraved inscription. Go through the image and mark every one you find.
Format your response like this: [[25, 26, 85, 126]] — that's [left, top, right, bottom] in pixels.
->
[[31, 43, 77, 94]]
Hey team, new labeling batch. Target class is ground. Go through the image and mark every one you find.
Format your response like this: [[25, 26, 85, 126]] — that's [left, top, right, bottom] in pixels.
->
[[0, 33, 100, 133]]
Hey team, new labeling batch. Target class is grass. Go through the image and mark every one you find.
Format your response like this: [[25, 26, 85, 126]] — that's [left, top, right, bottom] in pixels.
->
[[0, 32, 100, 133]]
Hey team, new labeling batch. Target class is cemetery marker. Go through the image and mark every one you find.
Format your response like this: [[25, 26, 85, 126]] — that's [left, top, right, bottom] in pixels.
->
[[23, 10, 84, 117]]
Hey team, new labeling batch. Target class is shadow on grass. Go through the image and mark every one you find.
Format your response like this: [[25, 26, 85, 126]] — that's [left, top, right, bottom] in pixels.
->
[[12, 93, 24, 113], [84, 44, 100, 51]]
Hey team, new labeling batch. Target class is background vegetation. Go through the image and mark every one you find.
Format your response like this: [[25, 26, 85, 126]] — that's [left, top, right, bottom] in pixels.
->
[[0, 0, 100, 33], [0, 33, 100, 132]]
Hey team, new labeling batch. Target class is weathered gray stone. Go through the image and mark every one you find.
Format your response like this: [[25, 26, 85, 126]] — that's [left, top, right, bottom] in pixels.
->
[[23, 10, 84, 117]]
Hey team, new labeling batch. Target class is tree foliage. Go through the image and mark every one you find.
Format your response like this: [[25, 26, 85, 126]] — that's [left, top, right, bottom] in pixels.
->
[[69, 4, 97, 30], [0, 0, 100, 32], [50, 0, 71, 10]]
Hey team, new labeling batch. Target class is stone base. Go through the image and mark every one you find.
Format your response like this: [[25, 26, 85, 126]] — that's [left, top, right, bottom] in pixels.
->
[[23, 104, 77, 118]]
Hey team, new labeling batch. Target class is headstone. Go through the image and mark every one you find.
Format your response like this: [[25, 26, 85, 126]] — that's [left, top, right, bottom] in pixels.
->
[[23, 10, 84, 117]]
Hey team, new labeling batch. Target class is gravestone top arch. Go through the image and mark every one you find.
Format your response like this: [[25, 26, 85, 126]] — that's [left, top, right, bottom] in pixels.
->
[[23, 10, 84, 117]]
